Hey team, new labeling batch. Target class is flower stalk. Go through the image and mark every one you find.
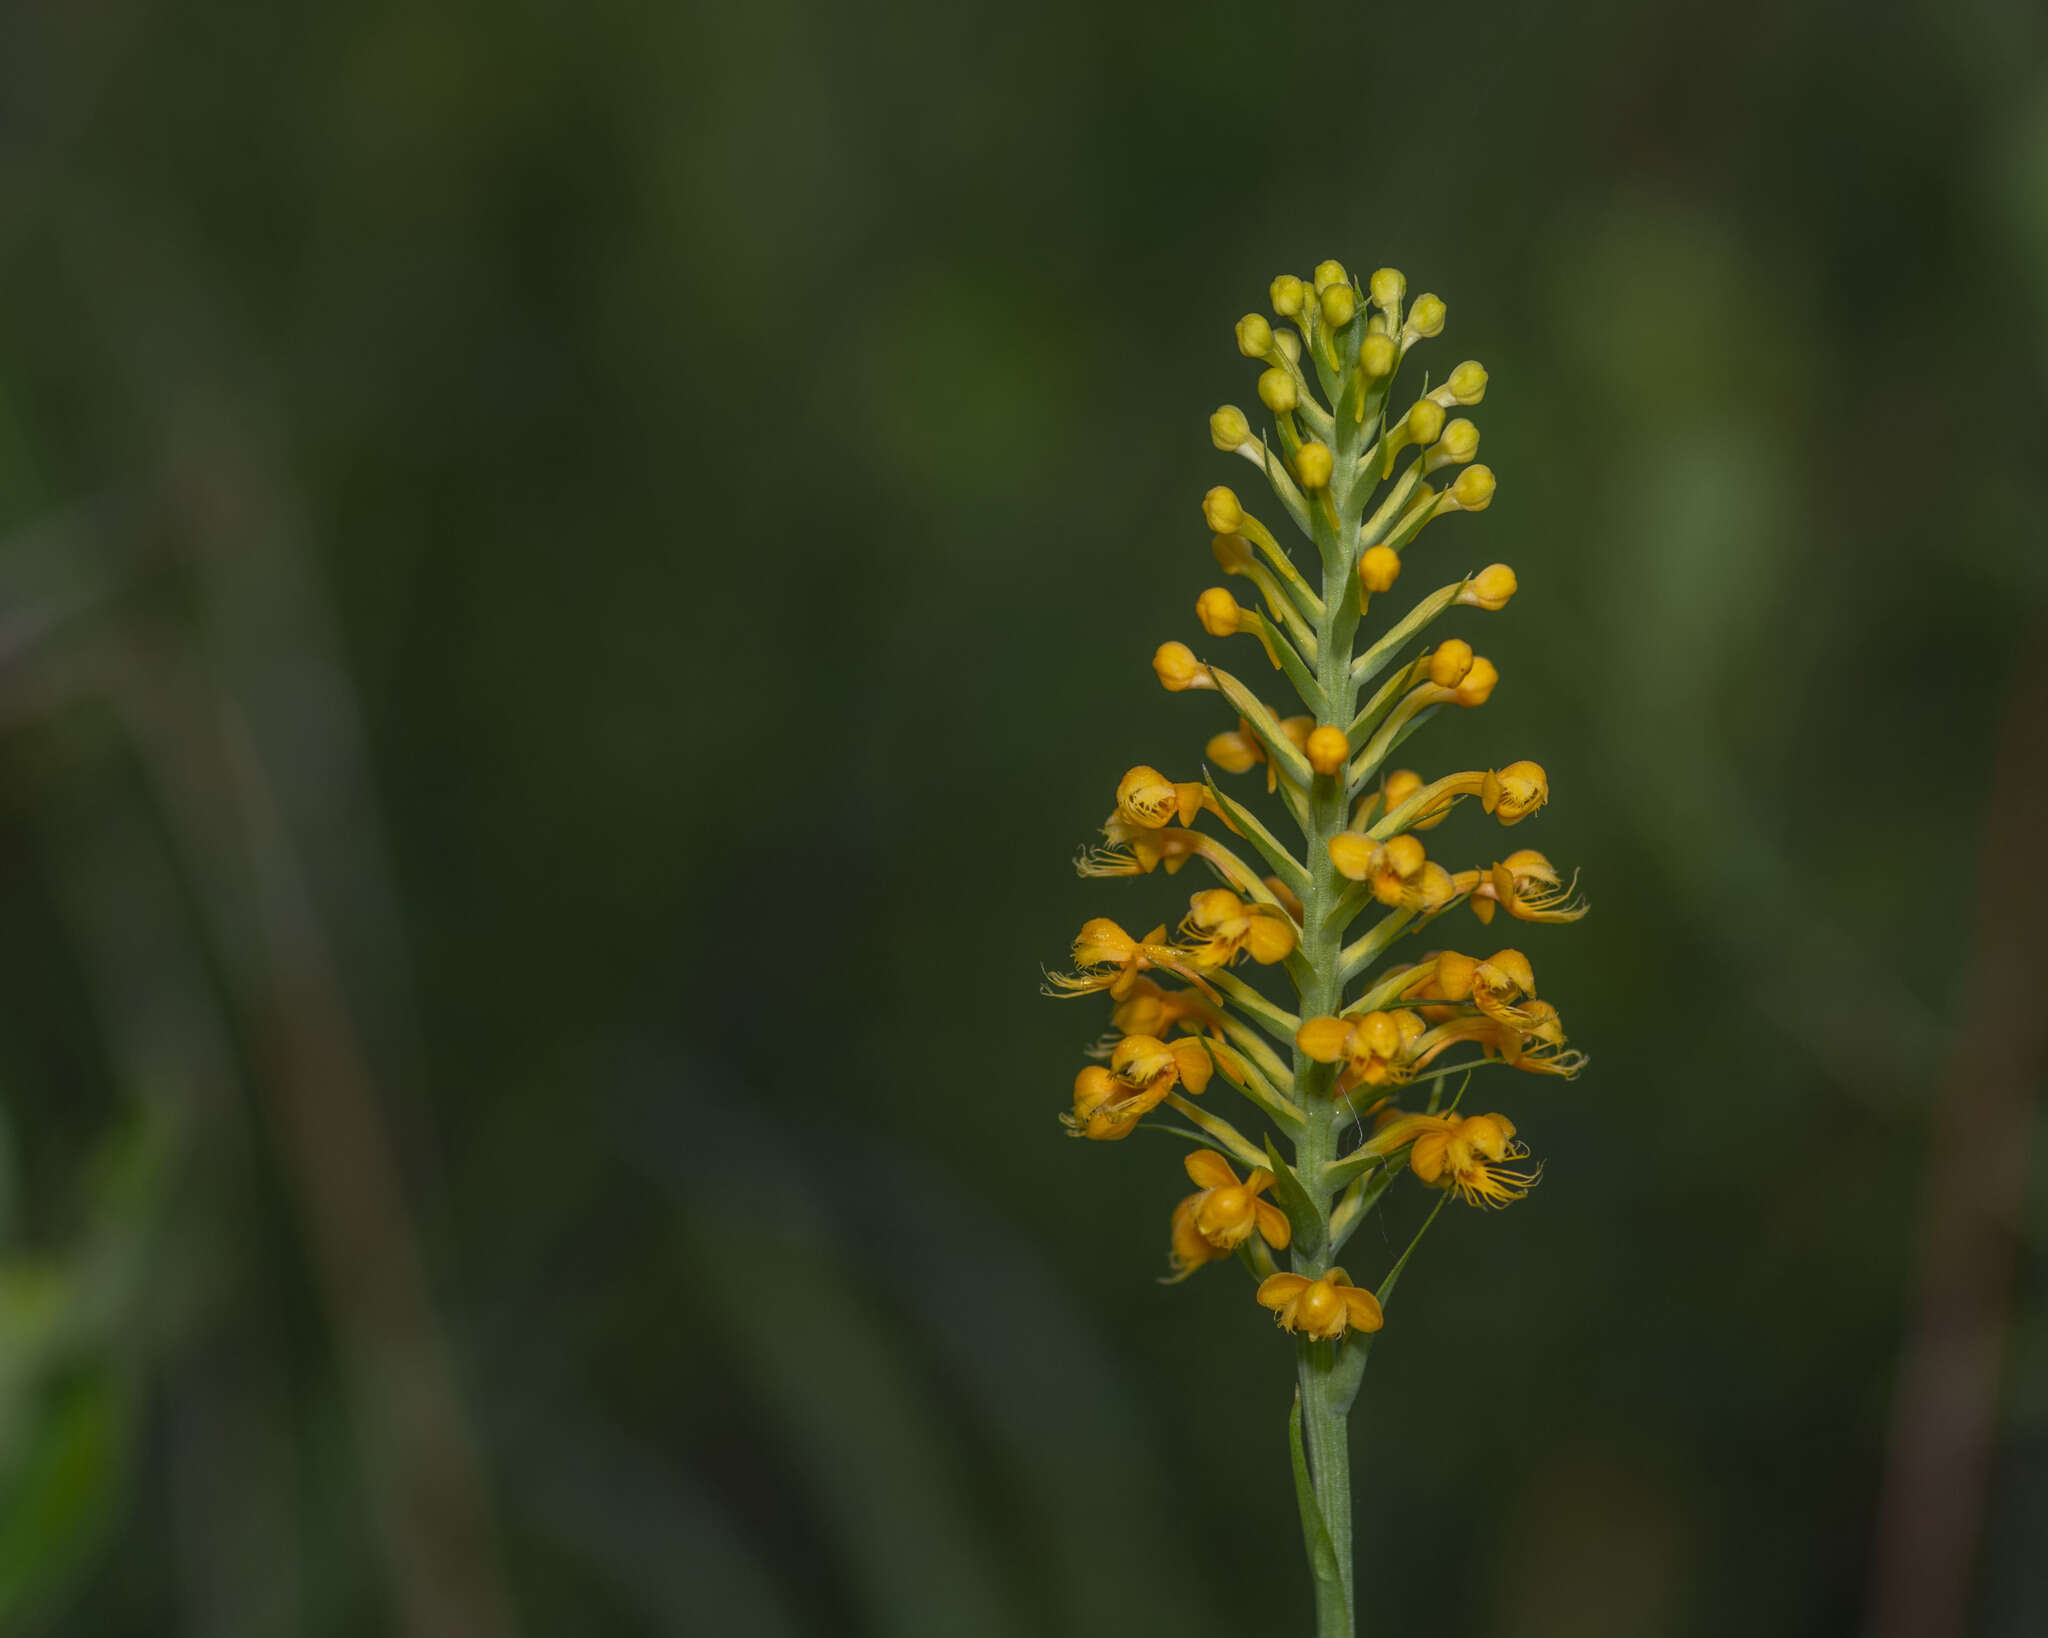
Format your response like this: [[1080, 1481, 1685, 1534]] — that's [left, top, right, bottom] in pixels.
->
[[1045, 257, 1589, 1635]]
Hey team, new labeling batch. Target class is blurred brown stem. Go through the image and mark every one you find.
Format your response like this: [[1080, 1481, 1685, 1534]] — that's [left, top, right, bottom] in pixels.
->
[[111, 627, 517, 1638], [1862, 635, 2048, 1638]]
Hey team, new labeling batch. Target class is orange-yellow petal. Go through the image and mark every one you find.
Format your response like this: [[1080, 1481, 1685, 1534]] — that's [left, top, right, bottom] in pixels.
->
[[1256, 1272, 1309, 1310], [1169, 1037, 1214, 1094], [1183, 1150, 1239, 1191], [1409, 1128, 1450, 1183], [1170, 1198, 1223, 1272], [1072, 918, 1136, 967], [1329, 832, 1376, 881], [1296, 1015, 1355, 1063], [1242, 913, 1297, 965], [1252, 1197, 1293, 1250]]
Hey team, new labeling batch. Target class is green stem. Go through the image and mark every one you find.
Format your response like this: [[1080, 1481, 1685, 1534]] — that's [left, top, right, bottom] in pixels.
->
[[1298, 1346, 1355, 1635], [1288, 361, 1372, 1638]]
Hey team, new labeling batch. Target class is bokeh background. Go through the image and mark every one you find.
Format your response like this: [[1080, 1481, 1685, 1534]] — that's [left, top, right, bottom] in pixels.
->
[[2, 2, 2046, 1634]]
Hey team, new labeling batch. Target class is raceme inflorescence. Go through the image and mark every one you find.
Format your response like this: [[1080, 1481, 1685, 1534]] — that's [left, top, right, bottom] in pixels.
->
[[1044, 259, 1588, 1638]]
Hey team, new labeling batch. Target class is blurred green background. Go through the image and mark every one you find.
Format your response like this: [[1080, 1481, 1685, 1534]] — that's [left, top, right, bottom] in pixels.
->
[[2, 1, 2046, 1634]]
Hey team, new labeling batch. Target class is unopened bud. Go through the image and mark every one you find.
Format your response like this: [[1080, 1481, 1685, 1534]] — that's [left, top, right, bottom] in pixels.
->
[[1313, 259, 1350, 293], [1319, 283, 1357, 328], [1428, 638, 1475, 688], [1447, 464, 1496, 512], [1274, 330, 1302, 365], [1432, 360, 1488, 407], [1210, 405, 1251, 451], [1405, 400, 1446, 446], [1258, 368, 1298, 413], [1453, 656, 1499, 706], [1295, 442, 1333, 489], [1236, 313, 1274, 359], [1202, 486, 1244, 534], [1212, 533, 1256, 574], [1270, 274, 1306, 317], [1457, 563, 1517, 610], [1205, 724, 1262, 773], [1154, 642, 1214, 693], [1305, 725, 1349, 777], [1382, 768, 1424, 809], [1358, 545, 1401, 594], [1369, 267, 1406, 311], [1196, 586, 1245, 637], [1382, 766, 1446, 830], [1427, 418, 1479, 471], [1405, 293, 1445, 338], [1360, 333, 1396, 378]]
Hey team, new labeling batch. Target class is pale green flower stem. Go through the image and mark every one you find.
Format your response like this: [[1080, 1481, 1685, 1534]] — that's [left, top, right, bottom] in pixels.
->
[[1288, 350, 1382, 1638]]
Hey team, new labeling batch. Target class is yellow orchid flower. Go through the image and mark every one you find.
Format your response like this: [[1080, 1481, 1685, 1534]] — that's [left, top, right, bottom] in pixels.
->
[[1065, 1033, 1215, 1141], [1168, 1150, 1292, 1277], [1255, 1267, 1385, 1340], [1177, 888, 1298, 969]]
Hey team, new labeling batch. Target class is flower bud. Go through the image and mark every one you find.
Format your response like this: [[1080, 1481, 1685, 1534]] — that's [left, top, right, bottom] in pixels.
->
[[1235, 313, 1274, 359], [1205, 725, 1262, 773], [1294, 442, 1333, 489], [1212, 532, 1256, 574], [1446, 464, 1496, 512], [1360, 332, 1396, 378], [1382, 766, 1447, 830], [1457, 563, 1517, 610], [1313, 259, 1350, 293], [1274, 331, 1302, 365], [1405, 293, 1446, 338], [1319, 283, 1357, 328], [1196, 586, 1245, 637], [1382, 768, 1424, 810], [1154, 641, 1214, 692], [1427, 638, 1474, 688], [1305, 725, 1349, 777], [1427, 418, 1480, 471], [1453, 656, 1498, 706], [1257, 368, 1298, 413], [1202, 485, 1243, 534], [1358, 545, 1401, 594], [1433, 360, 1488, 407], [1405, 399, 1446, 446], [1210, 405, 1252, 451], [1369, 267, 1406, 312], [1270, 274, 1306, 317]]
